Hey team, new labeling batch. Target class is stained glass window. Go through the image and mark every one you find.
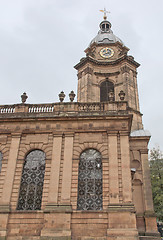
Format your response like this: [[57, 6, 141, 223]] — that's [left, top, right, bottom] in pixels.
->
[[100, 80, 115, 102], [17, 150, 46, 210], [0, 152, 2, 173], [77, 149, 103, 210]]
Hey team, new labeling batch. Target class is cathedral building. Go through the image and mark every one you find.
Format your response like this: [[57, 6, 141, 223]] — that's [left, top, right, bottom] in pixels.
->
[[0, 12, 160, 240]]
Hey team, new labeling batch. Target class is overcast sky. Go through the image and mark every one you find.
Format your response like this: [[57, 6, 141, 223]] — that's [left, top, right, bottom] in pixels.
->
[[0, 0, 162, 151]]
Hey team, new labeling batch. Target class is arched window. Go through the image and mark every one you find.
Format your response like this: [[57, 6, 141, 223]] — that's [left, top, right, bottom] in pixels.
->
[[77, 149, 103, 210], [17, 150, 46, 210], [100, 80, 115, 102], [0, 152, 2, 173]]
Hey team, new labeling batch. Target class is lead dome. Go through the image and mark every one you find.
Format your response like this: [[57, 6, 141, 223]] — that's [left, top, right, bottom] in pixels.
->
[[89, 19, 124, 46]]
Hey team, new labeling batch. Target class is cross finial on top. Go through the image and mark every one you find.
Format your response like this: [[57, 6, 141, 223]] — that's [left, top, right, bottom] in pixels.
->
[[99, 8, 110, 20]]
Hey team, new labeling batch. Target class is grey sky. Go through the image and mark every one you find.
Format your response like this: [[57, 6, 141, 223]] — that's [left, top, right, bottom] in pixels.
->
[[0, 0, 162, 151]]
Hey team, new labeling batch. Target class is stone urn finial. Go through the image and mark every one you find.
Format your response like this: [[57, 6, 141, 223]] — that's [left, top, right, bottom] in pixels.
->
[[108, 91, 114, 102], [59, 91, 65, 102], [21, 92, 28, 104], [69, 90, 76, 102], [118, 90, 125, 101]]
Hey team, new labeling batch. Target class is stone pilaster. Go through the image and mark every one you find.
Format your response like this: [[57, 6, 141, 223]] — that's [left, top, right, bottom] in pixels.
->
[[45, 133, 63, 211], [140, 149, 159, 236], [0, 133, 20, 206], [42, 132, 73, 240], [107, 132, 138, 240], [60, 132, 74, 205], [0, 133, 21, 238], [134, 71, 140, 111], [140, 149, 154, 212], [107, 132, 119, 204], [120, 133, 132, 203], [107, 204, 138, 240]]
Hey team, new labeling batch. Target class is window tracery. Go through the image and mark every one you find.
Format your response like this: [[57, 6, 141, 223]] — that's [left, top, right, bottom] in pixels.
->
[[17, 150, 46, 210], [77, 149, 103, 210]]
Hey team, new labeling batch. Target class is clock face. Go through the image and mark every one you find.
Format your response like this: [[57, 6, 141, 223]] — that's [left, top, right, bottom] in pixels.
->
[[100, 47, 114, 58]]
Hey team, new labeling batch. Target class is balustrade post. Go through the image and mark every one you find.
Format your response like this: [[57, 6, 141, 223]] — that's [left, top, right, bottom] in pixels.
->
[[15, 104, 29, 113]]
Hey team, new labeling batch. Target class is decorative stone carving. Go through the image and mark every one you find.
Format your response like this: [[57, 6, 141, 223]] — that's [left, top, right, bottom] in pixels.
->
[[78, 67, 93, 79], [133, 71, 137, 78], [128, 55, 134, 60], [80, 57, 85, 62], [108, 91, 114, 102], [69, 91, 76, 102], [118, 49, 128, 57], [77, 72, 82, 79], [121, 66, 131, 74], [58, 91, 65, 102], [118, 90, 125, 101], [21, 92, 28, 104], [86, 46, 96, 58], [83, 67, 93, 75]]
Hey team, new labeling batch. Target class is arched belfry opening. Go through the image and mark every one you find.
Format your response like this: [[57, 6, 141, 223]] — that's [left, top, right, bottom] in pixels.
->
[[100, 79, 115, 102]]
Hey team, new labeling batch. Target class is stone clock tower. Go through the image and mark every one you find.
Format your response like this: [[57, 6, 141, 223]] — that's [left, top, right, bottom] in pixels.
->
[[73, 13, 160, 239], [0, 12, 160, 240], [75, 15, 142, 132]]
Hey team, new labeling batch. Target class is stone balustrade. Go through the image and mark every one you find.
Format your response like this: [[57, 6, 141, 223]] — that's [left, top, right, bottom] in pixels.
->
[[0, 105, 15, 113], [28, 104, 54, 113], [0, 101, 128, 116]]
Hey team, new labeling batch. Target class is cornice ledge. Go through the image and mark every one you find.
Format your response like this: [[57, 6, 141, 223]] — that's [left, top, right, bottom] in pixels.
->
[[44, 203, 72, 213], [74, 55, 140, 69], [139, 149, 149, 154], [144, 210, 156, 218], [127, 107, 143, 116], [108, 203, 135, 213]]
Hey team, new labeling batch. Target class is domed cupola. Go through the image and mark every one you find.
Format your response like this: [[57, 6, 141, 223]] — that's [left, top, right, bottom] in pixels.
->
[[89, 11, 124, 46], [100, 20, 112, 32]]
